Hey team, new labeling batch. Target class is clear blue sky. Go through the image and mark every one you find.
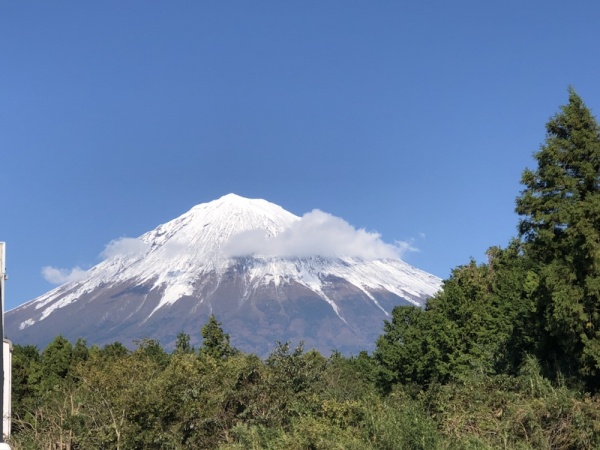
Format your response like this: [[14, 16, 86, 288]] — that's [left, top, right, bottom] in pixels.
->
[[2, 1, 599, 310]]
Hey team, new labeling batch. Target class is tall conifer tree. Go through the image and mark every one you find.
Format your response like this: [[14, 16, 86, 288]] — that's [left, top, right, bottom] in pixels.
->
[[199, 314, 236, 359], [516, 88, 600, 384]]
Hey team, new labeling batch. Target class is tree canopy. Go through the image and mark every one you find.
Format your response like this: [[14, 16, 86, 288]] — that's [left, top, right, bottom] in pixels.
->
[[199, 314, 237, 359]]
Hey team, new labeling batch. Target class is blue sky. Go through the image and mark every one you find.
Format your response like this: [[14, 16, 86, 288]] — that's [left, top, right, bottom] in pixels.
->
[[2, 1, 599, 310]]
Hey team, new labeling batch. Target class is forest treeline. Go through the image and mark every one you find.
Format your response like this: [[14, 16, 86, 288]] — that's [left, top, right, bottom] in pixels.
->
[[9, 88, 600, 449]]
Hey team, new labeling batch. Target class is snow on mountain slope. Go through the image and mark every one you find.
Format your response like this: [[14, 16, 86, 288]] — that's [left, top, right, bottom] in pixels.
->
[[25, 194, 300, 320], [7, 194, 442, 355]]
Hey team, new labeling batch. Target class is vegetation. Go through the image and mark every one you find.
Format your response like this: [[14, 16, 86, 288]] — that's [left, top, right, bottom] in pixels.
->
[[8, 89, 600, 448]]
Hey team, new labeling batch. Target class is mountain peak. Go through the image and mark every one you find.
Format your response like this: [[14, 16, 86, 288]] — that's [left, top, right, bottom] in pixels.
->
[[191, 193, 295, 221], [170, 193, 300, 250], [216, 192, 251, 203], [203, 193, 255, 209]]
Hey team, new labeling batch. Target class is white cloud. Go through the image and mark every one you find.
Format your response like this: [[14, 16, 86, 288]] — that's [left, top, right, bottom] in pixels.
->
[[101, 237, 150, 259], [394, 239, 419, 255], [224, 209, 417, 260], [42, 266, 87, 285], [41, 237, 150, 285]]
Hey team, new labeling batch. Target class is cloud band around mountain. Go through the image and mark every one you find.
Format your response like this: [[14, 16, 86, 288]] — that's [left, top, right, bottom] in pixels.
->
[[42, 211, 418, 285], [224, 209, 416, 259]]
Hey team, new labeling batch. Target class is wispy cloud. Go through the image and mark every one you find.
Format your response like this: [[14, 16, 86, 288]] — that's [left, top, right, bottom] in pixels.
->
[[224, 209, 416, 260], [41, 237, 149, 285], [42, 266, 87, 285], [394, 239, 419, 255], [101, 237, 150, 259]]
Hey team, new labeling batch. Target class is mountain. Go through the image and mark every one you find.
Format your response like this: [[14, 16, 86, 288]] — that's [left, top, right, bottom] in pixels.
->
[[6, 194, 442, 355]]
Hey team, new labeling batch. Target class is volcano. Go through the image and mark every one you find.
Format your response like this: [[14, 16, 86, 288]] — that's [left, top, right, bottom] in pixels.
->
[[6, 194, 441, 355]]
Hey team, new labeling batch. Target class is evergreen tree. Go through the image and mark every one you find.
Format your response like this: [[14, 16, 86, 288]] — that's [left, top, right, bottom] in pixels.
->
[[374, 305, 429, 390], [39, 335, 73, 391], [374, 244, 535, 390], [173, 331, 194, 354], [134, 338, 170, 368], [100, 341, 130, 360], [11, 344, 41, 422], [199, 314, 236, 359], [516, 88, 600, 385], [71, 337, 89, 368]]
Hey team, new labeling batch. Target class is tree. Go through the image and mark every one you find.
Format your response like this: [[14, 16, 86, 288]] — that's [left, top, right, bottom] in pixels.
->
[[516, 87, 600, 385], [374, 305, 429, 390], [374, 244, 535, 390], [11, 345, 41, 425], [39, 335, 73, 392], [100, 341, 130, 360], [199, 315, 236, 359], [76, 345, 166, 449], [134, 338, 170, 368], [173, 331, 194, 355], [71, 337, 89, 369]]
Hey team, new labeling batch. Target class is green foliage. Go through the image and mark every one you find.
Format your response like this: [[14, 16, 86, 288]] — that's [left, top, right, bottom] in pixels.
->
[[99, 341, 130, 360], [199, 314, 237, 359], [374, 305, 428, 390], [375, 244, 536, 389], [516, 88, 600, 386], [173, 331, 194, 354], [38, 334, 74, 391], [420, 361, 600, 450], [313, 351, 377, 405], [133, 337, 170, 368], [362, 391, 440, 450], [11, 344, 41, 430], [9, 333, 600, 449], [71, 337, 89, 366]]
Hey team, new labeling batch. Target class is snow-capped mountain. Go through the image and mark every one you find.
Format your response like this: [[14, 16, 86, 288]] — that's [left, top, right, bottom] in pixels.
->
[[6, 194, 442, 355]]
